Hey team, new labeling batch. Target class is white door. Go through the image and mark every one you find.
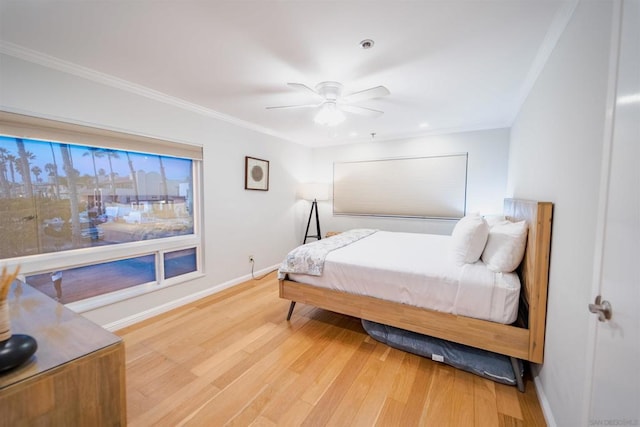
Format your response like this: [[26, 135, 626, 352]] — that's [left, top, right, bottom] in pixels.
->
[[586, 0, 640, 424]]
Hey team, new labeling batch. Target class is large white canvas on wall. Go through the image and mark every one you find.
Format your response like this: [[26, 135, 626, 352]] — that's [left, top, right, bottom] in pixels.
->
[[333, 154, 468, 219]]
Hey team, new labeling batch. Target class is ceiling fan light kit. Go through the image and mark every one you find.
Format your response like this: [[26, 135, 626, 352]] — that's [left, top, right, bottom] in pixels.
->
[[314, 102, 346, 126], [267, 80, 390, 127]]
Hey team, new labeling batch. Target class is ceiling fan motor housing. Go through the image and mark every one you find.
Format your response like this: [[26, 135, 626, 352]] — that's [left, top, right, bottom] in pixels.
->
[[315, 81, 343, 101]]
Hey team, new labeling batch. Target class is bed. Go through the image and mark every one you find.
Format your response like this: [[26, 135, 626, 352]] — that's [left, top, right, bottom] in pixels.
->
[[278, 199, 553, 376]]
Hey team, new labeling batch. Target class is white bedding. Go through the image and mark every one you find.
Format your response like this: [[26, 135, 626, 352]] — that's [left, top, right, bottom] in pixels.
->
[[286, 231, 520, 324]]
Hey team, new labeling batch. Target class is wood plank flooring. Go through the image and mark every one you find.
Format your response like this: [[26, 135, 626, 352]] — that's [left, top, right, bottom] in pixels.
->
[[116, 273, 547, 426]]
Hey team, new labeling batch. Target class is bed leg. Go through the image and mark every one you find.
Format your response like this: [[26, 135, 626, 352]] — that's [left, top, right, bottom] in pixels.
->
[[286, 301, 296, 321], [510, 356, 525, 393]]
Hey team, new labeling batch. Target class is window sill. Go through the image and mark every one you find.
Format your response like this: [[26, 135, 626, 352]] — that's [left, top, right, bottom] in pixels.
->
[[66, 271, 205, 314]]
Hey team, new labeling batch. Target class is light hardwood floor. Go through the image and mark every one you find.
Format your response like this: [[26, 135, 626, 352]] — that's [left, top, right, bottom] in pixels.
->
[[116, 273, 547, 426]]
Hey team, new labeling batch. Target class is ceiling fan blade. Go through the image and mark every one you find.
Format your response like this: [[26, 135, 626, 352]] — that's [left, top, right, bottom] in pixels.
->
[[266, 103, 321, 110], [340, 104, 384, 117], [287, 83, 323, 99], [342, 85, 390, 104]]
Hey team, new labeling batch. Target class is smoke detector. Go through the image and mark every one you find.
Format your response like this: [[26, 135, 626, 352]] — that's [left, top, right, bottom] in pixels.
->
[[359, 39, 375, 49]]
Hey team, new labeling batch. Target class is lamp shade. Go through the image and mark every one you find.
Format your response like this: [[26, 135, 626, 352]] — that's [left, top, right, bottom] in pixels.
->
[[298, 182, 330, 201]]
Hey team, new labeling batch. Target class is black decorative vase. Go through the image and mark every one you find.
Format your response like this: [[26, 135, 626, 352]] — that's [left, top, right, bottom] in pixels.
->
[[0, 298, 38, 373], [0, 334, 38, 372]]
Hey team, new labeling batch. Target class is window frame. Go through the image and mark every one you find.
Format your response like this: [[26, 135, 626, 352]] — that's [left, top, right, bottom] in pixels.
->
[[0, 111, 204, 312]]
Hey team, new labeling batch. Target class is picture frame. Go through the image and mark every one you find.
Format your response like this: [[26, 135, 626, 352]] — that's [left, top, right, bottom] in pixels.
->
[[245, 156, 269, 191]]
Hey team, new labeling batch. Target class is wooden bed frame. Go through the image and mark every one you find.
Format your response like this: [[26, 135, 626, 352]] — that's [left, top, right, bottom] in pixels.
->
[[279, 199, 553, 366]]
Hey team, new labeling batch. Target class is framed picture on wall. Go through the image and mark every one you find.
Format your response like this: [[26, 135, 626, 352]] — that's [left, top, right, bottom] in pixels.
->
[[245, 156, 269, 191]]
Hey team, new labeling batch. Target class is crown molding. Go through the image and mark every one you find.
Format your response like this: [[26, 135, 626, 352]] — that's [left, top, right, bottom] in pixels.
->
[[0, 40, 296, 144], [313, 121, 512, 148]]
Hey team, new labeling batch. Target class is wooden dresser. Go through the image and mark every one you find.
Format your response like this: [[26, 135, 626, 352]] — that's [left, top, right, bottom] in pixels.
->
[[0, 282, 126, 426]]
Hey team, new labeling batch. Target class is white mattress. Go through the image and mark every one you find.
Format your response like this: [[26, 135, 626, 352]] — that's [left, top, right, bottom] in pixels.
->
[[288, 231, 520, 324]]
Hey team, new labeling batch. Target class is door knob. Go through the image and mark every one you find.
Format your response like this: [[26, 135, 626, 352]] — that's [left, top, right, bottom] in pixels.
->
[[589, 295, 612, 322]]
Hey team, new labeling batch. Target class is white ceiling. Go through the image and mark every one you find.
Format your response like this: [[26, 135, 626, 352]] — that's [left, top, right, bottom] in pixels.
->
[[0, 1, 576, 147]]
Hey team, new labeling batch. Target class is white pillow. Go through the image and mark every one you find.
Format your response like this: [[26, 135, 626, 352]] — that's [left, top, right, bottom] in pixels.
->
[[481, 220, 528, 273], [450, 214, 489, 265], [483, 215, 507, 229]]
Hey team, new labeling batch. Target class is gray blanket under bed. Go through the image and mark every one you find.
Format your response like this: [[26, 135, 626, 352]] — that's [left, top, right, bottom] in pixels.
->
[[361, 319, 523, 386]]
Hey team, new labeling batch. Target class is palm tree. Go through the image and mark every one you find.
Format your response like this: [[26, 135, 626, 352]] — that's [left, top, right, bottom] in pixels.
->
[[44, 163, 60, 199], [82, 147, 103, 193], [60, 144, 81, 245], [126, 152, 140, 204], [31, 165, 42, 183], [5, 154, 17, 197], [83, 147, 107, 214], [104, 149, 120, 200], [49, 142, 61, 199], [16, 139, 34, 198], [15, 150, 36, 179], [31, 165, 43, 198], [158, 156, 169, 202], [0, 147, 11, 197]]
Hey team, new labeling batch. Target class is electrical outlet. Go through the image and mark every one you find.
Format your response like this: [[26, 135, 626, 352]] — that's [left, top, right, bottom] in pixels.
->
[[249, 255, 254, 263]]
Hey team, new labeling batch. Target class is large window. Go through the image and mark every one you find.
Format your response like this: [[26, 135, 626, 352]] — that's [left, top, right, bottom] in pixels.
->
[[0, 136, 194, 257], [0, 112, 203, 309]]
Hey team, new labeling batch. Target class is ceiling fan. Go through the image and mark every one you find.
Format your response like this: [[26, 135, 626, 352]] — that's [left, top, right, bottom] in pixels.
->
[[266, 81, 390, 126]]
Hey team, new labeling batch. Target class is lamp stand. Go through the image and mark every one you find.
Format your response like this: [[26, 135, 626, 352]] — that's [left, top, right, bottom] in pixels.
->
[[303, 199, 321, 244]]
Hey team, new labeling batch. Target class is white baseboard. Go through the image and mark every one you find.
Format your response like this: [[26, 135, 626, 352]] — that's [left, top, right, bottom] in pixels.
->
[[102, 264, 279, 332], [533, 368, 557, 427]]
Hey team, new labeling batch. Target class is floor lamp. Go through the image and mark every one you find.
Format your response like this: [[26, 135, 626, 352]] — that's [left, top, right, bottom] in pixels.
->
[[303, 199, 320, 244], [299, 183, 329, 244]]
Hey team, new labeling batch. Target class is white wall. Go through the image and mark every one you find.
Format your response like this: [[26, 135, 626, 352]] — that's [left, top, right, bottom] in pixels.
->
[[0, 53, 312, 326], [311, 128, 510, 235], [507, 1, 614, 425]]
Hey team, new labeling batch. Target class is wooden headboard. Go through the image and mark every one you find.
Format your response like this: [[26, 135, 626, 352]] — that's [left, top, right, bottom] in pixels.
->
[[504, 198, 553, 362]]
